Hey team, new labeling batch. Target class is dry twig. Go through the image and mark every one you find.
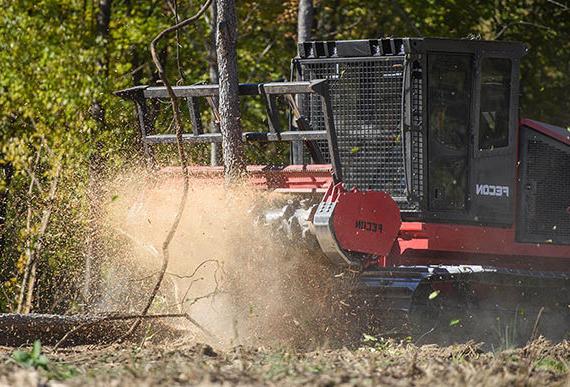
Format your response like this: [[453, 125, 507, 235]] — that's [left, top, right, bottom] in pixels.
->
[[495, 20, 552, 39], [118, 0, 213, 341]]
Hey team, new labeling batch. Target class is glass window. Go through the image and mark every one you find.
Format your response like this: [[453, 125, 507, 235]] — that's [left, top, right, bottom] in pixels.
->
[[428, 54, 471, 211], [479, 58, 511, 150], [428, 55, 471, 151]]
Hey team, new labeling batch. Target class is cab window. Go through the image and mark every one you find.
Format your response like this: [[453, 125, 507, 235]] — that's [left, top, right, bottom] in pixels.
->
[[427, 54, 471, 211], [428, 55, 471, 151], [479, 58, 511, 150]]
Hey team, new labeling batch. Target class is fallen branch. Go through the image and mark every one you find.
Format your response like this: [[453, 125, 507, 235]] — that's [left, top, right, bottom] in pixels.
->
[[53, 312, 216, 350]]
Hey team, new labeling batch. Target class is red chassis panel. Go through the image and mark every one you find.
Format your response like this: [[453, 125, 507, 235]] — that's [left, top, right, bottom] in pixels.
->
[[161, 164, 332, 193], [394, 222, 570, 272]]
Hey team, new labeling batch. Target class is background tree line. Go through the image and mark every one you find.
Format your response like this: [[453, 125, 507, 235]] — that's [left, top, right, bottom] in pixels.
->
[[0, 0, 568, 313]]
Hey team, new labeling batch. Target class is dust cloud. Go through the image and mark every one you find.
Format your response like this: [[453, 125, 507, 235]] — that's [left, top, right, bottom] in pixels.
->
[[94, 169, 570, 350], [100, 169, 349, 349]]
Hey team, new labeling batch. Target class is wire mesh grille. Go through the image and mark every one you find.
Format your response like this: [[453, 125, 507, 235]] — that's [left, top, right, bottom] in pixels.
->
[[521, 136, 570, 244], [298, 57, 408, 200]]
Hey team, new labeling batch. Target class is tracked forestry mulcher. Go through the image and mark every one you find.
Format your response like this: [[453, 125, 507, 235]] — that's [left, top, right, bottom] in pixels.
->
[[117, 38, 570, 343]]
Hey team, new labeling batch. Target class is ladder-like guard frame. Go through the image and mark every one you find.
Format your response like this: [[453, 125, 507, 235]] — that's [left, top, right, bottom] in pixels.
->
[[115, 80, 343, 182]]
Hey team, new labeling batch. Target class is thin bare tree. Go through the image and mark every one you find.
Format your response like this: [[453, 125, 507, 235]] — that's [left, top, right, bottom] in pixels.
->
[[207, 2, 222, 166], [17, 148, 62, 314]]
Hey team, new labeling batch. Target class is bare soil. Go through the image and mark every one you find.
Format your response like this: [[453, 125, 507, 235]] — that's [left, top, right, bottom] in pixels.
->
[[0, 338, 568, 386]]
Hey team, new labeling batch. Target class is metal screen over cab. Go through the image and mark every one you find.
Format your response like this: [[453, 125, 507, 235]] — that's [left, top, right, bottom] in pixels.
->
[[294, 39, 423, 209]]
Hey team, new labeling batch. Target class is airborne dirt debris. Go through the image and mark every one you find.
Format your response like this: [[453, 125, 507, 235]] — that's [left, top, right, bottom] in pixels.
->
[[101, 171, 352, 348], [0, 338, 568, 386]]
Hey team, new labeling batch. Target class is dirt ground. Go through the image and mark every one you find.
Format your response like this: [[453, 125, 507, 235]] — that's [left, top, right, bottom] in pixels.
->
[[0, 337, 568, 386]]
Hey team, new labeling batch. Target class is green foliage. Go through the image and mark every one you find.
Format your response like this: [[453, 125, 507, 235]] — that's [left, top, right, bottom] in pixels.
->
[[11, 340, 79, 380], [534, 357, 568, 374], [362, 333, 379, 343], [428, 290, 440, 300], [361, 334, 397, 352], [12, 340, 49, 370], [315, 0, 570, 125]]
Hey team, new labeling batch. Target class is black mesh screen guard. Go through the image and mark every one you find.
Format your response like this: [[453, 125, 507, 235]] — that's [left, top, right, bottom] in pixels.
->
[[297, 56, 421, 206], [519, 135, 570, 244]]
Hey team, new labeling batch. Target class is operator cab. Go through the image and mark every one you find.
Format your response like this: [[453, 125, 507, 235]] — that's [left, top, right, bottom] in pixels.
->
[[294, 37, 526, 226]]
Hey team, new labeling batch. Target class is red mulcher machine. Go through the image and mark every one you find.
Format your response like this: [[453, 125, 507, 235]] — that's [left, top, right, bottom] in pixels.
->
[[117, 38, 570, 343]]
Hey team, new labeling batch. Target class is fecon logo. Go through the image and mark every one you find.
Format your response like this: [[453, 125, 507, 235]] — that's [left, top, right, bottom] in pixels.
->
[[355, 220, 383, 233], [476, 184, 510, 198]]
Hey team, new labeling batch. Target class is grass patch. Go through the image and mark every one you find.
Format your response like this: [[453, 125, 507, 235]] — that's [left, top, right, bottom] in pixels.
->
[[534, 357, 568, 374], [11, 340, 79, 381]]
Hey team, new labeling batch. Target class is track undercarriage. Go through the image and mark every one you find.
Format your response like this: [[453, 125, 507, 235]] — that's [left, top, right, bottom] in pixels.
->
[[258, 192, 570, 345]]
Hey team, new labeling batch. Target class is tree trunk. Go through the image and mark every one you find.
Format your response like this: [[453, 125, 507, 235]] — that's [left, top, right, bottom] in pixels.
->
[[208, 2, 222, 166], [216, 0, 245, 183], [293, 0, 314, 164], [96, 0, 111, 38], [297, 0, 314, 43]]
